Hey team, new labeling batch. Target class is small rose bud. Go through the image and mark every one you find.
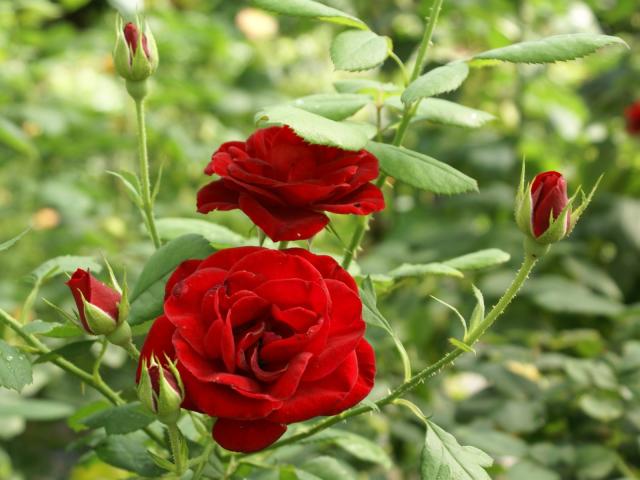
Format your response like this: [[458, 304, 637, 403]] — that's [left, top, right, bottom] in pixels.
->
[[113, 17, 158, 84], [515, 163, 601, 255], [530, 171, 570, 238], [625, 101, 640, 135], [66, 269, 121, 335], [138, 357, 185, 424]]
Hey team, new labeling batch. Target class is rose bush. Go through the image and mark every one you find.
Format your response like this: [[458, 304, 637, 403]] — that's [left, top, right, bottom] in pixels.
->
[[196, 126, 385, 241], [137, 246, 375, 452]]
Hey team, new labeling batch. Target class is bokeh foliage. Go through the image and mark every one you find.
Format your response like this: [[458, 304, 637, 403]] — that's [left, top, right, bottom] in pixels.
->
[[0, 0, 639, 478]]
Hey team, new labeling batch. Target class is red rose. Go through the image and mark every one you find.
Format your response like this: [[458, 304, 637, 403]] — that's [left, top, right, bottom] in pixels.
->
[[66, 269, 121, 335], [531, 171, 569, 237], [196, 126, 385, 241], [625, 101, 640, 135], [137, 247, 375, 453]]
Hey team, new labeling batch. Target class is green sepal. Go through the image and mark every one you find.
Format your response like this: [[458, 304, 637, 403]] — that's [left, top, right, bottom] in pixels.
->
[[514, 159, 533, 235], [567, 175, 602, 235], [156, 359, 184, 425], [81, 295, 118, 336], [118, 273, 130, 325], [106, 321, 132, 347], [137, 358, 156, 414]]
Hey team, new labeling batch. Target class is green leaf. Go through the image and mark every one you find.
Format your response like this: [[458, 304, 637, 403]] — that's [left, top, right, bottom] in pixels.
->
[[30, 255, 102, 283], [366, 141, 478, 195], [389, 262, 464, 279], [255, 105, 369, 151], [301, 429, 392, 469], [155, 218, 247, 247], [330, 30, 389, 72], [35, 340, 94, 365], [449, 337, 475, 353], [251, 0, 367, 29], [291, 94, 370, 121], [578, 391, 624, 422], [431, 295, 467, 338], [575, 445, 617, 480], [444, 249, 511, 271], [0, 397, 74, 420], [0, 340, 32, 393], [472, 34, 627, 64], [388, 97, 495, 128], [402, 62, 469, 105], [96, 432, 164, 477], [0, 229, 29, 253], [129, 234, 215, 325], [298, 456, 356, 480], [469, 285, 485, 333], [84, 402, 156, 435], [359, 276, 392, 333], [421, 420, 493, 480], [334, 79, 399, 96], [107, 170, 142, 208], [68, 400, 110, 432], [505, 461, 561, 480], [21, 320, 57, 335]]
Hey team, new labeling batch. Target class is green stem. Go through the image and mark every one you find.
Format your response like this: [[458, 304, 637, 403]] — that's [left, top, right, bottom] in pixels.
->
[[278, 241, 290, 250], [167, 422, 186, 475], [92, 339, 109, 380], [341, 0, 444, 270], [192, 442, 215, 480], [251, 252, 538, 453], [134, 99, 161, 249], [123, 341, 140, 361], [0, 307, 164, 446]]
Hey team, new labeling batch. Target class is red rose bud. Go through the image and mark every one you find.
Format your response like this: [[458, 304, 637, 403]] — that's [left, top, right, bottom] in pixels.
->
[[138, 357, 184, 424], [530, 171, 570, 238], [113, 17, 158, 84], [625, 101, 640, 135], [66, 269, 121, 335]]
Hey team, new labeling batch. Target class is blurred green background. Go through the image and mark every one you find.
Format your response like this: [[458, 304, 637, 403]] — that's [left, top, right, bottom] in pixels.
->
[[1, 0, 639, 478]]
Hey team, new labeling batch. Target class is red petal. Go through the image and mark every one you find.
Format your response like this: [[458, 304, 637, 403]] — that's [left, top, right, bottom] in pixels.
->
[[164, 259, 202, 300], [303, 279, 365, 381], [267, 350, 358, 423], [323, 339, 376, 415], [197, 246, 264, 271], [196, 180, 240, 213], [316, 183, 385, 215], [239, 194, 329, 241], [228, 248, 325, 286], [285, 248, 358, 292], [212, 418, 287, 453]]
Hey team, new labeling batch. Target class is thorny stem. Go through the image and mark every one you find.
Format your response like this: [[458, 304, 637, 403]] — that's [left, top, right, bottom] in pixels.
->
[[341, 0, 445, 271], [134, 98, 161, 249], [167, 422, 186, 475], [249, 252, 539, 454], [0, 307, 165, 447]]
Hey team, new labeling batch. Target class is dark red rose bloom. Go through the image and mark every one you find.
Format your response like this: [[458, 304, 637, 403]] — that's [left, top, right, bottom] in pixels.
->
[[137, 247, 375, 453], [531, 171, 570, 237], [625, 101, 640, 135], [123, 22, 151, 59], [197, 126, 385, 241], [66, 269, 121, 334]]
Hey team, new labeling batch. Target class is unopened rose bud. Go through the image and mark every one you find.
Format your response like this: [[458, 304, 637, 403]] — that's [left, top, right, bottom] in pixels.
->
[[66, 269, 121, 335], [113, 17, 158, 86], [515, 164, 601, 254], [138, 357, 185, 424]]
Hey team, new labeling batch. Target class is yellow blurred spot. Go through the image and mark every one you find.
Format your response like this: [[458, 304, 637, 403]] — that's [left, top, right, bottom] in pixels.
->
[[236, 8, 279, 41], [506, 360, 541, 383], [103, 216, 127, 238], [70, 461, 129, 480], [103, 55, 115, 74], [443, 372, 488, 401], [32, 207, 60, 230], [22, 121, 41, 137]]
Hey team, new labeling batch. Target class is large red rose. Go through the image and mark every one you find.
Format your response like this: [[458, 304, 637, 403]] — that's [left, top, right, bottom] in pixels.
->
[[137, 247, 375, 453], [196, 126, 385, 241]]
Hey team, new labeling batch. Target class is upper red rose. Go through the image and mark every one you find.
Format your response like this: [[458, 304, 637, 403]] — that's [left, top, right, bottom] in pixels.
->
[[625, 101, 640, 135], [137, 247, 375, 453], [531, 171, 570, 237], [196, 126, 385, 241], [123, 22, 151, 59], [66, 269, 121, 335]]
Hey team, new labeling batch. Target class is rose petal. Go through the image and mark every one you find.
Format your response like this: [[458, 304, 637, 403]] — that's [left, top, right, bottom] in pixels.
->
[[267, 350, 358, 424], [165, 259, 202, 300], [316, 183, 385, 215], [239, 194, 329, 242], [212, 418, 287, 453], [196, 180, 241, 213], [285, 248, 358, 292], [322, 339, 376, 415]]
